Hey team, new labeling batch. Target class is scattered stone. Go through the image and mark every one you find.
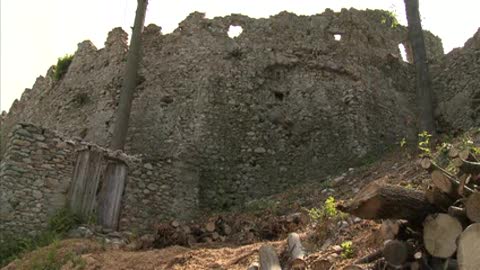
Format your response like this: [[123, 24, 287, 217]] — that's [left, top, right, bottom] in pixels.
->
[[254, 147, 266, 154], [144, 163, 153, 170]]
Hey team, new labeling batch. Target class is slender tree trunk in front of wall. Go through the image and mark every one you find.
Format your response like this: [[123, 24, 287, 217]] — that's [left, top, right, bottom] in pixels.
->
[[111, 0, 148, 150], [97, 0, 147, 231], [404, 0, 436, 135]]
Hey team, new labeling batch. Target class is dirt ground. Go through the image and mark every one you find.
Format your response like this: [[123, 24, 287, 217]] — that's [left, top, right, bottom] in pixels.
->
[[3, 148, 433, 270]]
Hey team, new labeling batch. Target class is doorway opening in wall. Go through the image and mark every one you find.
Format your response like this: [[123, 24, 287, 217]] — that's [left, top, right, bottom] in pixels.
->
[[398, 43, 408, 62], [334, 34, 342, 41], [228, 25, 243, 38]]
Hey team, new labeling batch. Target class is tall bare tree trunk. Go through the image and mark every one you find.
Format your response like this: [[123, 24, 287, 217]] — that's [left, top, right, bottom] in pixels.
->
[[404, 0, 436, 135], [95, 0, 148, 231], [111, 0, 148, 150]]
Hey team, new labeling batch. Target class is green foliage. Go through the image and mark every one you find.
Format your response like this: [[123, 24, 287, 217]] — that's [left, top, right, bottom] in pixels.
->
[[16, 240, 86, 270], [0, 208, 80, 267], [53, 54, 74, 81], [418, 131, 432, 157], [379, 10, 399, 28], [340, 241, 354, 259], [307, 196, 346, 223], [399, 137, 407, 148], [460, 134, 480, 154], [48, 208, 81, 234], [0, 231, 60, 267]]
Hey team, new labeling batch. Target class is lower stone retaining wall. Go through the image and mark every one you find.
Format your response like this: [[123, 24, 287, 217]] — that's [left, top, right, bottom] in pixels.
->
[[0, 124, 76, 236], [0, 123, 199, 237]]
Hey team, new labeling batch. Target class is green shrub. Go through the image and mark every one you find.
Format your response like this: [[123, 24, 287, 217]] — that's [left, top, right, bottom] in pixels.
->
[[307, 196, 346, 223], [48, 208, 81, 234], [53, 54, 74, 81], [340, 241, 354, 259], [379, 10, 399, 28], [418, 131, 432, 157], [0, 231, 60, 267]]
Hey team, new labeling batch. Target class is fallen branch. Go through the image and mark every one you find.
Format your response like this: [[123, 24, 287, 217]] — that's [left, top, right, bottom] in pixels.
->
[[355, 249, 382, 264]]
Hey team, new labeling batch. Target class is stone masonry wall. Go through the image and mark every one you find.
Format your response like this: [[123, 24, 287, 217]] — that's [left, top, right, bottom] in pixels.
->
[[1, 9, 445, 210], [432, 28, 480, 132], [0, 124, 76, 236], [0, 123, 199, 236]]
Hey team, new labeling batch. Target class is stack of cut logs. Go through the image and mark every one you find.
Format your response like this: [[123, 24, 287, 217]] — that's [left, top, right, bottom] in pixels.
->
[[337, 146, 480, 270], [153, 213, 307, 248], [248, 233, 308, 270]]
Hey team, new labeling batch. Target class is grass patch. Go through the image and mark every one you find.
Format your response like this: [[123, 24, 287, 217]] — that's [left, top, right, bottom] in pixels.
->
[[0, 208, 80, 267]]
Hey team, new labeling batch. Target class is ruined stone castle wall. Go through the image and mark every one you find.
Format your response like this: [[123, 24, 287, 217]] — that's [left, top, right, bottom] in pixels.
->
[[432, 28, 480, 132], [1, 9, 445, 211]]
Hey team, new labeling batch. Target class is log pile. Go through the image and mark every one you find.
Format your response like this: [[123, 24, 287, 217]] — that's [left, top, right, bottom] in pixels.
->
[[339, 146, 480, 269], [249, 233, 307, 270], [153, 213, 307, 248]]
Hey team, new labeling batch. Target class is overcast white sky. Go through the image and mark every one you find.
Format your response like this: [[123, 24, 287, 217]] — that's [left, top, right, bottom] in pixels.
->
[[1, 0, 479, 111]]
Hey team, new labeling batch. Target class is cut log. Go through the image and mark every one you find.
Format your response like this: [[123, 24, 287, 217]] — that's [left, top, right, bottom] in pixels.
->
[[457, 223, 480, 270], [420, 157, 433, 172], [68, 150, 105, 221], [458, 174, 470, 197], [456, 159, 480, 175], [247, 262, 260, 270], [431, 170, 457, 197], [380, 219, 400, 241], [259, 244, 281, 270], [287, 233, 307, 270], [448, 147, 459, 158], [337, 182, 437, 225], [448, 206, 469, 226], [425, 186, 455, 211], [97, 160, 128, 230], [431, 170, 473, 197], [459, 149, 477, 161], [310, 259, 332, 270], [383, 240, 410, 267], [423, 213, 463, 258], [343, 266, 364, 270], [431, 257, 459, 270], [465, 192, 480, 223], [205, 222, 216, 233]]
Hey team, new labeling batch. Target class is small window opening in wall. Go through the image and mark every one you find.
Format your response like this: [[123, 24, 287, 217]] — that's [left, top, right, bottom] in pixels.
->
[[334, 34, 342, 41], [398, 43, 408, 62], [228, 25, 243, 38], [274, 91, 284, 101]]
